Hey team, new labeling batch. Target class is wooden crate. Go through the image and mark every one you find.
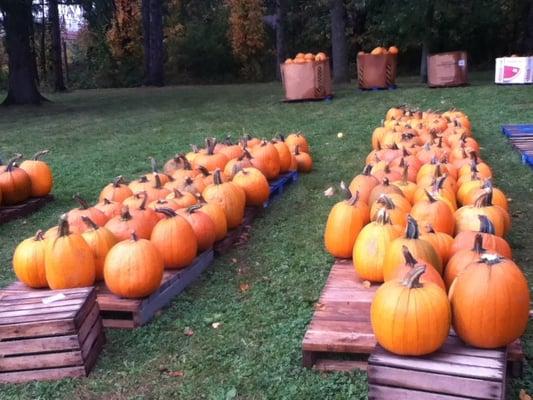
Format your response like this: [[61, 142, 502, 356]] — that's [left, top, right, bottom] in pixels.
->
[[96, 249, 214, 328], [0, 286, 104, 383], [301, 259, 525, 374], [301, 258, 379, 371], [0, 195, 54, 225], [368, 336, 508, 400]]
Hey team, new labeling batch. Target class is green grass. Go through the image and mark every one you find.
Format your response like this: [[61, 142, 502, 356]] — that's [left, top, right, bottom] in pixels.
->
[[1, 74, 533, 399]]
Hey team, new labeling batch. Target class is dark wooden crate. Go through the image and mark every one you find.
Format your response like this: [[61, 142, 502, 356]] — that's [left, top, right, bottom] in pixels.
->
[[301, 259, 524, 374], [368, 336, 508, 400], [0, 286, 105, 383], [0, 195, 54, 225]]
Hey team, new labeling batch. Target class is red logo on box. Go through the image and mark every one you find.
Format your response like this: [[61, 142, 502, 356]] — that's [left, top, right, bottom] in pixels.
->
[[503, 66, 520, 80]]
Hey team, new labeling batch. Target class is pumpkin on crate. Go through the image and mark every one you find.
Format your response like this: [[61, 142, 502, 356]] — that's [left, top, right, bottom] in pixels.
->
[[293, 145, 313, 173], [285, 132, 310, 154], [224, 150, 255, 178], [232, 166, 270, 206], [165, 189, 197, 209], [99, 176, 133, 203], [369, 194, 409, 229], [81, 216, 117, 281], [19, 150, 53, 197], [202, 170, 245, 229], [177, 205, 216, 252], [272, 135, 293, 173], [368, 177, 404, 208], [419, 225, 453, 265], [348, 165, 379, 204], [444, 233, 487, 290], [193, 138, 229, 172], [13, 230, 48, 288], [252, 141, 281, 179], [95, 198, 122, 220], [371, 265, 451, 356], [105, 205, 157, 241], [0, 156, 32, 205], [67, 194, 108, 234], [216, 136, 244, 161], [104, 231, 164, 298], [410, 189, 455, 235], [196, 200, 227, 241]]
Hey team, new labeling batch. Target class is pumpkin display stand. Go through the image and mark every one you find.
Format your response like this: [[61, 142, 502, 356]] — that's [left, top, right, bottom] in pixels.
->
[[0, 194, 54, 225], [300, 259, 524, 376], [357, 54, 397, 90], [281, 61, 333, 102], [0, 286, 105, 383], [427, 51, 468, 87], [501, 124, 533, 166]]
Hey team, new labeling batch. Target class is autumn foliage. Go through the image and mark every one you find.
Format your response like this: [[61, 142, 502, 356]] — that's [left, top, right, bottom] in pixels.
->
[[107, 0, 143, 61]]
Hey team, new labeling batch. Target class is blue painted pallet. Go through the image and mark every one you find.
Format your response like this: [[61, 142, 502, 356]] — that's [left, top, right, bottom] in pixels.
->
[[501, 124, 533, 166], [265, 170, 299, 207], [359, 84, 397, 92], [501, 124, 533, 137]]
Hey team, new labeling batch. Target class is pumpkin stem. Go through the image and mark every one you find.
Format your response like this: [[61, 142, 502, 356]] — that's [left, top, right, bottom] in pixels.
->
[[402, 245, 417, 267], [6, 155, 23, 171], [81, 216, 99, 230], [31, 149, 49, 160], [277, 134, 285, 142], [473, 190, 492, 208], [73, 194, 90, 210], [190, 144, 199, 153], [401, 164, 409, 183], [405, 215, 419, 239], [469, 151, 478, 163], [424, 189, 437, 203], [402, 147, 409, 157], [120, 206, 133, 221], [402, 265, 426, 289], [179, 155, 193, 170], [112, 176, 125, 187], [206, 138, 215, 155], [57, 214, 71, 237], [241, 149, 253, 160], [138, 191, 148, 210], [340, 181, 359, 205], [149, 157, 159, 174], [377, 194, 395, 210], [224, 135, 233, 145], [375, 208, 392, 225], [155, 207, 177, 218], [197, 165, 211, 177], [382, 177, 390, 186], [425, 224, 436, 234], [137, 175, 149, 184], [294, 145, 301, 155], [186, 204, 203, 213], [153, 174, 163, 189], [233, 164, 245, 176], [173, 188, 184, 198], [34, 230, 45, 241], [362, 164, 373, 176], [478, 253, 503, 266], [213, 169, 223, 185], [184, 176, 194, 186], [130, 231, 139, 241], [472, 234, 486, 254], [478, 215, 496, 234]]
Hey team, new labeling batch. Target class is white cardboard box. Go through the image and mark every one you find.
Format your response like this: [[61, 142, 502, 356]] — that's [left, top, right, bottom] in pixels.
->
[[495, 57, 533, 84]]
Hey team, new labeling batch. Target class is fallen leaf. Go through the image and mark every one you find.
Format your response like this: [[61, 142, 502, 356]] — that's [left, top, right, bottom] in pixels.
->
[[507, 197, 513, 202], [212, 322, 222, 329], [168, 370, 185, 377], [239, 282, 250, 293], [362, 280, 371, 288], [314, 302, 326, 311], [183, 327, 194, 336], [231, 258, 237, 264], [324, 186, 335, 197]]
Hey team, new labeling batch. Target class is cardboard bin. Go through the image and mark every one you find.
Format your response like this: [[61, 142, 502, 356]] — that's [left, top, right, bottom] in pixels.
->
[[357, 53, 397, 89], [281, 60, 332, 101], [495, 57, 533, 84], [427, 51, 468, 87]]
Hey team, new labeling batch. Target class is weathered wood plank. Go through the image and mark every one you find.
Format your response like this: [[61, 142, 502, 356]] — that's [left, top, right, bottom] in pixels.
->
[[369, 385, 474, 400], [314, 358, 368, 372], [0, 366, 87, 384], [0, 351, 83, 372], [0, 335, 80, 356]]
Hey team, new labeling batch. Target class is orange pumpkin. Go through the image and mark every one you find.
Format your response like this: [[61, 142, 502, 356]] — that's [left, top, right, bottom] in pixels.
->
[[349, 165, 379, 204], [272, 135, 292, 173], [100, 176, 133, 203], [19, 150, 53, 197], [293, 145, 313, 173], [81, 216, 117, 281], [232, 167, 270, 206], [252, 141, 281, 179], [165, 188, 197, 208], [411, 190, 455, 235], [444, 233, 487, 290], [285, 132, 310, 153], [197, 200, 227, 241], [202, 170, 246, 229], [0, 156, 32, 205], [67, 194, 109, 234], [193, 138, 229, 172], [177, 205, 216, 252], [95, 198, 122, 220], [13, 230, 48, 288]]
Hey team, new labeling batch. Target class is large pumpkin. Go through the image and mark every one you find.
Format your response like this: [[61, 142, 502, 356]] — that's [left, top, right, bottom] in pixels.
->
[[177, 205, 216, 252], [45, 214, 96, 289], [232, 166, 270, 206], [104, 232, 164, 298], [193, 138, 229, 172], [348, 165, 379, 204], [324, 186, 369, 258], [252, 141, 281, 179], [19, 150, 54, 197], [202, 170, 245, 229], [411, 190, 455, 235], [449, 254, 530, 348], [81, 216, 117, 281], [0, 156, 32, 205], [151, 208, 198, 269], [13, 230, 48, 288], [371, 265, 451, 355], [444, 233, 486, 290], [100, 176, 133, 202]]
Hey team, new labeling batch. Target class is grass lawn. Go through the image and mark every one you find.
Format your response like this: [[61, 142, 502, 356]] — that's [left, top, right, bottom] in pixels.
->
[[1, 74, 532, 399]]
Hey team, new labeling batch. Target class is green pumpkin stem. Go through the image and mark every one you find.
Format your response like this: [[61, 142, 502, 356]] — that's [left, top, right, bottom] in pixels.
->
[[405, 215, 419, 239], [81, 216, 99, 230], [58, 214, 71, 237], [73, 194, 90, 210], [478, 215, 496, 235], [402, 245, 417, 267], [402, 265, 426, 289], [155, 207, 177, 218], [32, 150, 49, 160]]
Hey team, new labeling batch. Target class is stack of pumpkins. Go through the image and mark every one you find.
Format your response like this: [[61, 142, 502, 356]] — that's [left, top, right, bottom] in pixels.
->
[[284, 52, 328, 64], [0, 151, 54, 206], [13, 133, 312, 299], [324, 107, 529, 355], [358, 46, 399, 56]]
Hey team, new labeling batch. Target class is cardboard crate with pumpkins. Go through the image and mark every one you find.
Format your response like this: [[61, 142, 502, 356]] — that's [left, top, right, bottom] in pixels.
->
[[357, 46, 398, 89], [281, 52, 333, 101]]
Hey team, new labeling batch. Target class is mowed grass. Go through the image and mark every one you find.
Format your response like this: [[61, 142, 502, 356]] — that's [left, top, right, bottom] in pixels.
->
[[1, 75, 532, 399]]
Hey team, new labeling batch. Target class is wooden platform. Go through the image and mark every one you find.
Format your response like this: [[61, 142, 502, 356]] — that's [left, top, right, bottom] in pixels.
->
[[301, 259, 525, 374], [0, 195, 54, 224], [0, 286, 105, 383], [264, 171, 299, 207], [214, 207, 260, 255], [368, 336, 507, 399], [501, 124, 533, 166]]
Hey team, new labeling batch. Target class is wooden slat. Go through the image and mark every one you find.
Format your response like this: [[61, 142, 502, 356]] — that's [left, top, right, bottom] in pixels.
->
[[80, 319, 103, 360], [0, 335, 80, 356], [0, 319, 75, 340], [369, 385, 474, 400], [314, 358, 368, 372], [102, 318, 136, 329], [368, 365, 504, 400], [0, 304, 82, 319], [77, 304, 100, 345], [83, 331, 105, 374], [95, 294, 141, 312], [0, 365, 86, 384], [0, 288, 92, 302], [0, 195, 54, 225], [0, 297, 86, 313], [0, 310, 78, 325], [0, 351, 83, 372]]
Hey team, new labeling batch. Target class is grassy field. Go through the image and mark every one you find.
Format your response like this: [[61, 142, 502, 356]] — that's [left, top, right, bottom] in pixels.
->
[[0, 74, 532, 399]]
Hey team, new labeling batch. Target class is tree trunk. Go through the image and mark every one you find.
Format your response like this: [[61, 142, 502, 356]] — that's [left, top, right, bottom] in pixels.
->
[[29, 11, 40, 84], [420, 41, 429, 83], [1, 0, 46, 105], [141, 0, 151, 85], [524, 0, 533, 53], [40, 0, 46, 80], [147, 0, 164, 86], [275, 0, 287, 81], [49, 0, 66, 91], [330, 0, 349, 83], [63, 39, 69, 83]]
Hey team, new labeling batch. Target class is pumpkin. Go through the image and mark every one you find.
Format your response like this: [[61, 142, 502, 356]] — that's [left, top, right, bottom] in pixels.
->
[[353, 209, 402, 282], [177, 205, 216, 252], [0, 156, 32, 205], [95, 198, 122, 219], [67, 194, 108, 234], [293, 145, 313, 173], [444, 233, 487, 290], [104, 232, 164, 298], [371, 265, 451, 355], [123, 191, 150, 209], [242, 134, 261, 149], [13, 230, 48, 288], [224, 149, 254, 178], [388, 46, 399, 55], [196, 200, 227, 241], [411, 190, 455, 235], [148, 199, 181, 218], [202, 170, 246, 229], [392, 164, 417, 203], [81, 216, 117, 281], [285, 132, 310, 153], [419, 225, 453, 265], [151, 208, 198, 269], [383, 245, 445, 290], [449, 254, 529, 348], [129, 176, 153, 194], [252, 141, 281, 179], [412, 176, 457, 212], [462, 180, 508, 211], [144, 157, 170, 185], [185, 144, 202, 164], [170, 156, 199, 181], [272, 135, 292, 172], [99, 176, 133, 203], [163, 154, 185, 175], [142, 175, 171, 203], [44, 214, 96, 289], [324, 185, 369, 258], [105, 204, 157, 241], [193, 138, 229, 172], [450, 215, 512, 258], [232, 166, 270, 206], [370, 194, 409, 229], [19, 150, 53, 197], [217, 136, 244, 160], [383, 215, 443, 275], [165, 188, 197, 208], [368, 177, 404, 206], [349, 165, 379, 204]]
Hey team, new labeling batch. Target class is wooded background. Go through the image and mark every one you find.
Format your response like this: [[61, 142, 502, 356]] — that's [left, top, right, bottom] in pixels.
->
[[1, 0, 533, 104]]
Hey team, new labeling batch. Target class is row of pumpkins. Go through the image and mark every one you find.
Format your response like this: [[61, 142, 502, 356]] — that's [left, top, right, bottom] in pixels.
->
[[284, 52, 328, 64], [358, 46, 399, 56], [0, 151, 54, 206], [13, 134, 313, 299], [324, 107, 530, 354]]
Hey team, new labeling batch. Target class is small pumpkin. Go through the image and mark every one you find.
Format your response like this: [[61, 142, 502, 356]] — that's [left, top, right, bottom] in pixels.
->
[[285, 132, 310, 153], [202, 170, 246, 229], [411, 190, 455, 235], [0, 156, 32, 205], [272, 135, 293, 172], [13, 230, 48, 288], [196, 200, 227, 241], [129, 175, 153, 194], [293, 145, 313, 173], [193, 138, 230, 172], [165, 189, 197, 208], [99, 176, 133, 203], [349, 164, 379, 204], [217, 136, 244, 160], [224, 149, 254, 178], [177, 205, 216, 252], [419, 225, 453, 265], [19, 150, 54, 197], [67, 194, 109, 234], [252, 140, 281, 179], [444, 233, 487, 290], [95, 198, 122, 220], [232, 166, 270, 206], [81, 216, 118, 281]]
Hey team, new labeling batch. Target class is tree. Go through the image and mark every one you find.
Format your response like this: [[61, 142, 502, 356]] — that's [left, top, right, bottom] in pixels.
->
[[141, 0, 164, 86], [524, 0, 533, 53], [0, 0, 46, 105], [49, 0, 66, 91], [275, 0, 287, 80], [330, 0, 349, 83]]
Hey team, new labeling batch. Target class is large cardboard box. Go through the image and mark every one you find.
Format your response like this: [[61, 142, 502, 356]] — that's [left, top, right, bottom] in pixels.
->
[[427, 51, 468, 87], [357, 54, 397, 89], [281, 60, 332, 101], [495, 57, 533, 84]]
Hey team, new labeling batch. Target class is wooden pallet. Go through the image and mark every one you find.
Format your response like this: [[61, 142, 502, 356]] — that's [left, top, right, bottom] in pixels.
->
[[501, 124, 533, 165], [0, 195, 54, 225], [301, 259, 525, 374], [282, 95, 334, 103], [0, 286, 105, 383], [301, 258, 379, 371], [368, 336, 508, 400], [264, 171, 299, 207], [214, 207, 260, 255]]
